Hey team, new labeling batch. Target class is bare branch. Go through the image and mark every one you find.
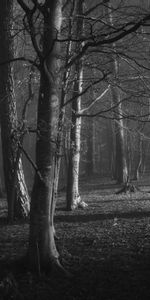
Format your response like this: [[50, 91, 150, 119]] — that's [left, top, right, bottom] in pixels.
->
[[66, 13, 150, 68], [80, 85, 110, 114], [63, 73, 109, 107], [0, 57, 39, 69], [17, 0, 30, 14]]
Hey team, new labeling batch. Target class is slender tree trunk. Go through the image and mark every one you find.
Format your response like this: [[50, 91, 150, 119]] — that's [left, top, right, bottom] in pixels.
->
[[66, 70, 82, 210], [109, 119, 116, 179], [51, 9, 74, 235], [66, 0, 87, 210], [28, 0, 64, 272], [86, 118, 94, 177], [107, 4, 128, 184], [0, 0, 30, 221], [111, 87, 128, 184], [134, 134, 143, 180], [0, 175, 4, 197]]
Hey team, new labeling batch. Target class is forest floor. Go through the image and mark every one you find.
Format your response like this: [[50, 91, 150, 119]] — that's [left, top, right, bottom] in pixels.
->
[[1, 177, 150, 299]]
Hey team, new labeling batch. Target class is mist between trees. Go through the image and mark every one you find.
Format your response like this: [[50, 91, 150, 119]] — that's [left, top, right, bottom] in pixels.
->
[[0, 0, 150, 272]]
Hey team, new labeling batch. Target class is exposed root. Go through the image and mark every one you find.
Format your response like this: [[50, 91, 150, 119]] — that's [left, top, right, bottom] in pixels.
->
[[78, 201, 88, 209], [26, 253, 72, 278], [116, 183, 140, 194], [71, 196, 88, 211], [51, 258, 73, 278]]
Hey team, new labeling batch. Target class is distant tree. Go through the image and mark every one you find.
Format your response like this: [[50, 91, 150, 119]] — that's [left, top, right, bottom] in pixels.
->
[[0, 0, 30, 221]]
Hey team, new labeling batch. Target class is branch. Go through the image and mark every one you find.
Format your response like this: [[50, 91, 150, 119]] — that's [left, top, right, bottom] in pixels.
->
[[66, 13, 150, 68], [20, 145, 44, 182], [18, 0, 43, 59], [0, 57, 39, 69], [22, 66, 34, 120], [63, 73, 108, 107], [84, 1, 109, 16], [17, 0, 30, 14], [79, 85, 110, 114]]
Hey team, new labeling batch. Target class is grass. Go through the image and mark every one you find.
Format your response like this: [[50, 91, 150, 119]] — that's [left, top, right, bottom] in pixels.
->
[[0, 178, 150, 299]]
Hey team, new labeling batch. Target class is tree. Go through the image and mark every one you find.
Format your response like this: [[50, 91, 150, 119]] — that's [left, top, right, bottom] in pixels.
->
[[103, 2, 128, 184], [15, 0, 150, 270], [17, 0, 64, 271], [66, 0, 88, 210], [0, 0, 30, 221]]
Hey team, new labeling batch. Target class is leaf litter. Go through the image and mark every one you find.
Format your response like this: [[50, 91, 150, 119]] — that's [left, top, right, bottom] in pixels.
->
[[0, 180, 150, 299]]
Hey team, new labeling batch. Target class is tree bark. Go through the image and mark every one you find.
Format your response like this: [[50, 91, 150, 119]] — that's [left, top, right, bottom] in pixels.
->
[[28, 0, 63, 271], [85, 117, 95, 177], [133, 134, 143, 180], [66, 0, 87, 210], [107, 3, 128, 184], [0, 0, 30, 221], [66, 71, 82, 210], [111, 87, 128, 184]]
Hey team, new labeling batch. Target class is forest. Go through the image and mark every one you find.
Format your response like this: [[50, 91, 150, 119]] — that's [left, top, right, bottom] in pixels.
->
[[1, 0, 150, 299]]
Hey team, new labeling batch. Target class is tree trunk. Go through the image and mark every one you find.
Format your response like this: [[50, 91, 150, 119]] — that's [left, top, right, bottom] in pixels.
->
[[0, 0, 30, 221], [86, 117, 95, 177], [28, 0, 63, 272], [51, 11, 74, 235], [66, 78, 82, 210], [111, 87, 128, 184], [66, 0, 87, 210], [134, 134, 143, 180], [107, 4, 128, 184]]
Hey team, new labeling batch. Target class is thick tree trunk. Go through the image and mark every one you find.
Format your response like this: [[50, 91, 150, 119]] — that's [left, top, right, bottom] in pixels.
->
[[28, 0, 63, 272], [0, 0, 30, 221]]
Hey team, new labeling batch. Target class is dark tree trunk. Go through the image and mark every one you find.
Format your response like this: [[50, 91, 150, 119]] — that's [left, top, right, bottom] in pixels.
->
[[0, 0, 30, 221], [28, 0, 63, 272]]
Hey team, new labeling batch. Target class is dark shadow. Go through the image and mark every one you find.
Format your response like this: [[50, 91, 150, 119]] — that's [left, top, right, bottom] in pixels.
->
[[56, 196, 150, 211], [90, 197, 150, 205], [55, 210, 150, 223], [0, 217, 29, 226]]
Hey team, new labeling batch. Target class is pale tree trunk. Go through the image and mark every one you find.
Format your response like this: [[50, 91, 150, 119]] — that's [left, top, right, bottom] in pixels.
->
[[66, 73, 82, 210], [66, 0, 87, 210], [28, 0, 64, 272], [134, 134, 143, 180], [109, 119, 116, 179], [51, 6, 75, 234], [111, 87, 128, 184], [86, 118, 95, 177], [0, 0, 30, 221], [107, 119, 115, 178], [107, 4, 128, 184]]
